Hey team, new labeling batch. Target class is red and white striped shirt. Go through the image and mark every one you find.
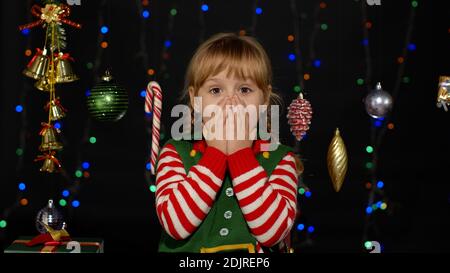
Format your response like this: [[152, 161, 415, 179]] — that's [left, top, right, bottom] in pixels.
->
[[155, 140, 298, 248]]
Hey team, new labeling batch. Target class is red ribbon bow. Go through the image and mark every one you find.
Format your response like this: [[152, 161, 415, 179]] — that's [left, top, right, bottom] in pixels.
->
[[45, 98, 68, 113], [54, 52, 75, 62], [34, 151, 61, 167], [39, 122, 59, 136], [19, 4, 82, 31]]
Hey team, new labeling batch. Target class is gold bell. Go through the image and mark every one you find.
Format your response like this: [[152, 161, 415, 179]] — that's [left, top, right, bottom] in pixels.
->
[[437, 76, 450, 111], [48, 99, 66, 121], [23, 48, 49, 80], [55, 53, 79, 83], [35, 152, 61, 173], [39, 123, 63, 151], [34, 77, 51, 92], [39, 157, 60, 173]]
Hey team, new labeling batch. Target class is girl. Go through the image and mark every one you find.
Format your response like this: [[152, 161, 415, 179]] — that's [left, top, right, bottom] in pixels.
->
[[155, 33, 303, 253]]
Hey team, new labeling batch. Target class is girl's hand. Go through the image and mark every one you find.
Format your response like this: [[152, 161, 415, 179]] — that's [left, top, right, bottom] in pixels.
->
[[227, 94, 254, 155], [203, 96, 228, 154]]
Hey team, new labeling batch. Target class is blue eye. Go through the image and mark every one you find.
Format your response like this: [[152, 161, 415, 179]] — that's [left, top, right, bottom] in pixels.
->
[[209, 88, 221, 95], [240, 87, 253, 94]]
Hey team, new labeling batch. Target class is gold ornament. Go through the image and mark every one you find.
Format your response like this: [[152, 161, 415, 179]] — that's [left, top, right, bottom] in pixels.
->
[[39, 122, 63, 151], [40, 4, 62, 24], [46, 99, 66, 121], [55, 53, 79, 83], [23, 48, 49, 80], [35, 152, 61, 173], [437, 76, 450, 112], [34, 77, 51, 92], [327, 128, 348, 192]]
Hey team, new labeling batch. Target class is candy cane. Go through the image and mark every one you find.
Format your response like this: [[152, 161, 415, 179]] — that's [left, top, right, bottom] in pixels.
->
[[145, 81, 162, 175]]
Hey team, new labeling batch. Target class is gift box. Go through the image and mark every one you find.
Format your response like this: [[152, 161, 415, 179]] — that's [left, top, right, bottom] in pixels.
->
[[3, 236, 104, 253]]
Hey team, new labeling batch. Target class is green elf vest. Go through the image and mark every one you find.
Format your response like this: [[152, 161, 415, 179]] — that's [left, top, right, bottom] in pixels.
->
[[158, 139, 294, 253]]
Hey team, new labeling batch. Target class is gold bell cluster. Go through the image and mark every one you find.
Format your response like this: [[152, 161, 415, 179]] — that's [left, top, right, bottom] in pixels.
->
[[19, 2, 81, 173], [437, 76, 450, 112]]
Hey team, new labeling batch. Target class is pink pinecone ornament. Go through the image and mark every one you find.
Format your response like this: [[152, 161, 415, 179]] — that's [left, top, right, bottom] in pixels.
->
[[287, 94, 313, 141]]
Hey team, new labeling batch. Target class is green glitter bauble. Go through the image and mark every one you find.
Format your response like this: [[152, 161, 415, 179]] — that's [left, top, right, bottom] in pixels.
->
[[87, 71, 128, 122]]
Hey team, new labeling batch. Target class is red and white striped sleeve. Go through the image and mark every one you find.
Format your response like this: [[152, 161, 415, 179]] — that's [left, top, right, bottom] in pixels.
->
[[227, 147, 298, 247], [155, 143, 227, 240]]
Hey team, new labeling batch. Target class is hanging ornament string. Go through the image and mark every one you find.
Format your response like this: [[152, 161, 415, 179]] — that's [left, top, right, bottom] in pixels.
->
[[145, 81, 163, 175]]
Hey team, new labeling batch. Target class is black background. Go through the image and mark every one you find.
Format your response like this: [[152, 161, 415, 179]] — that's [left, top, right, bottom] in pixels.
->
[[1, 0, 448, 253]]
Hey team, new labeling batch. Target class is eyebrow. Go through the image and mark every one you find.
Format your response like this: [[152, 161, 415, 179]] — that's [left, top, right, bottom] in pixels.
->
[[204, 78, 221, 83], [205, 77, 255, 85]]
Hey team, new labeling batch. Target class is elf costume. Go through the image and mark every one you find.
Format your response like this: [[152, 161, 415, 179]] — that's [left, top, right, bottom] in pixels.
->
[[155, 139, 299, 253]]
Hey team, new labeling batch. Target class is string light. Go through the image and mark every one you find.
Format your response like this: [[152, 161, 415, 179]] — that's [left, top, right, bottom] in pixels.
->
[[376, 181, 384, 188], [16, 148, 23, 156], [21, 29, 30, 36], [288, 53, 296, 61], [366, 146, 374, 153], [201, 4, 209, 12], [75, 170, 83, 178], [298, 188, 305, 195], [15, 105, 23, 113], [296, 224, 305, 231], [20, 198, 28, 206], [72, 200, 80, 208], [0, 220, 7, 228], [62, 190, 70, 197], [142, 10, 150, 19], [320, 23, 328, 31], [164, 40, 172, 48], [307, 226, 315, 233], [357, 78, 364, 85], [255, 7, 262, 15], [59, 199, 67, 207], [313, 59, 321, 68], [146, 162, 151, 171], [100, 26, 109, 34], [305, 191, 312, 198], [54, 122, 61, 129], [170, 8, 177, 16], [18, 182, 26, 191], [149, 185, 156, 192], [82, 161, 90, 170], [89, 137, 97, 144], [140, 90, 146, 98]]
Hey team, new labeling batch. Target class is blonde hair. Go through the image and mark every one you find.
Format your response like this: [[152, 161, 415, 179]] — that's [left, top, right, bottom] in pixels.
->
[[182, 32, 282, 116]]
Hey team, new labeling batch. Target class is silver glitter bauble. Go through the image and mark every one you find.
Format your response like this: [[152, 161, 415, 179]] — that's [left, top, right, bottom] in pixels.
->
[[364, 82, 393, 119], [35, 199, 65, 234]]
